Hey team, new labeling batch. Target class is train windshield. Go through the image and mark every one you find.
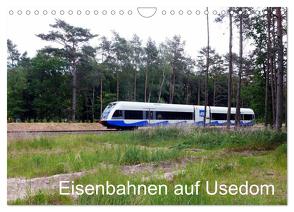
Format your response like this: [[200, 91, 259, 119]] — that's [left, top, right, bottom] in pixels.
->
[[101, 103, 116, 119]]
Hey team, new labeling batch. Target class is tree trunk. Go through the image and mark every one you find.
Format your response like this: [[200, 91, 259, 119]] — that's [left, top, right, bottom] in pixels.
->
[[203, 7, 210, 127], [235, 11, 243, 128], [169, 74, 172, 103], [100, 77, 103, 117], [213, 79, 216, 106], [134, 69, 136, 101], [264, 62, 269, 126], [91, 87, 95, 122], [171, 71, 176, 103], [227, 8, 233, 129], [169, 67, 176, 103], [116, 69, 119, 101], [270, 9, 276, 126], [275, 7, 283, 131], [144, 69, 148, 102], [267, 7, 273, 126], [72, 65, 77, 121], [157, 70, 165, 102], [185, 84, 190, 104], [284, 79, 287, 128], [197, 78, 201, 105]]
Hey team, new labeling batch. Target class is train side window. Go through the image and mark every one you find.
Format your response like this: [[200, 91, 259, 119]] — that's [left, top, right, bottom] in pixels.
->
[[155, 111, 193, 120], [211, 113, 236, 120], [125, 110, 143, 119], [179, 112, 193, 120], [156, 113, 163, 120], [112, 110, 123, 119], [243, 114, 253, 120], [146, 111, 154, 120], [211, 113, 227, 120]]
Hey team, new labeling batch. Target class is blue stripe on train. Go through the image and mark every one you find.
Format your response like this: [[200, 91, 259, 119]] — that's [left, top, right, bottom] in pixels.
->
[[106, 120, 254, 127], [148, 121, 169, 126], [107, 120, 148, 127], [196, 121, 254, 126]]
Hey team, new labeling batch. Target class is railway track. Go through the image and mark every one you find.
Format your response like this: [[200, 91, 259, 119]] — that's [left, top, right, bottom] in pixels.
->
[[7, 129, 117, 133], [7, 129, 119, 140]]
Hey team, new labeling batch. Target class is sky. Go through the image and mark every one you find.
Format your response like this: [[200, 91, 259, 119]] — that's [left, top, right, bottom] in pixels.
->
[[6, 6, 256, 61]]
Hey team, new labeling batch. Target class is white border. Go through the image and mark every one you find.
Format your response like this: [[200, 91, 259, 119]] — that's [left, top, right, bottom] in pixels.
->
[[0, 0, 292, 211]]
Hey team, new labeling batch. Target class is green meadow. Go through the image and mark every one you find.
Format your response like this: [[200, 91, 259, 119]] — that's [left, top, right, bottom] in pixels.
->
[[8, 127, 287, 205]]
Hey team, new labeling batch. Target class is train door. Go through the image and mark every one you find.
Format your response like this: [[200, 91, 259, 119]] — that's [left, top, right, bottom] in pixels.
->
[[194, 106, 210, 125], [146, 108, 155, 126]]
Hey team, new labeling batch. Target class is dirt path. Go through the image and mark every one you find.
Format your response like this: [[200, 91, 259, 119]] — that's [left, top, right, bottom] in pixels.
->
[[121, 155, 204, 181], [8, 150, 265, 202], [7, 156, 200, 202], [7, 171, 87, 202]]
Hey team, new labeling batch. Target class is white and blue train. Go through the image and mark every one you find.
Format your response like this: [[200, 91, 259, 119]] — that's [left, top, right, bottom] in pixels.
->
[[100, 101, 255, 129]]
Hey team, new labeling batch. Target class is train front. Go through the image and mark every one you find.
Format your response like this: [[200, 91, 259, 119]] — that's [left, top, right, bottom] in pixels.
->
[[99, 102, 117, 128]]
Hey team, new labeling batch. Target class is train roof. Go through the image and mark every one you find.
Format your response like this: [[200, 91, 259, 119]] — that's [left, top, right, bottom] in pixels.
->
[[209, 106, 254, 114], [113, 101, 194, 112], [110, 101, 254, 114]]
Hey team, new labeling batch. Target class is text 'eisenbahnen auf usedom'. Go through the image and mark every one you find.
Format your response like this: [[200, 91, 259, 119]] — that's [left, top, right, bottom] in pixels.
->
[[59, 180, 275, 196]]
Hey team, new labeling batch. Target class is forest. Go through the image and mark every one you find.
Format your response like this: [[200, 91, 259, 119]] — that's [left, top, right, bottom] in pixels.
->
[[7, 7, 287, 130]]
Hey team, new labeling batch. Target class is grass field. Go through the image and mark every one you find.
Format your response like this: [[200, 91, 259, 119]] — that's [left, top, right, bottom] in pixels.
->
[[7, 127, 287, 205]]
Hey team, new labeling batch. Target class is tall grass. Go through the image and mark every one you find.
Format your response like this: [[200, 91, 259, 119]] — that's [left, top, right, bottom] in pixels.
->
[[8, 141, 183, 178], [8, 127, 286, 178], [118, 145, 180, 165], [10, 148, 287, 205], [8, 127, 287, 205], [9, 127, 286, 150]]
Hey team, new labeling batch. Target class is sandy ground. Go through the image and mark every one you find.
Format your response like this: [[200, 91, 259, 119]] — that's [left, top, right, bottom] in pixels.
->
[[7, 123, 111, 141], [7, 123, 107, 132], [7, 131, 115, 141], [7, 171, 87, 202], [7, 156, 199, 202], [8, 123, 270, 132]]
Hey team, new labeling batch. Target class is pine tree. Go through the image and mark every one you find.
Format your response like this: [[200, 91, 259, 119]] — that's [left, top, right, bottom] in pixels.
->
[[37, 19, 97, 121], [275, 7, 284, 131]]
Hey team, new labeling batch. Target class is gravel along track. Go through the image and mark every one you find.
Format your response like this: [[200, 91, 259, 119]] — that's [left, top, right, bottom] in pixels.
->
[[7, 123, 119, 140]]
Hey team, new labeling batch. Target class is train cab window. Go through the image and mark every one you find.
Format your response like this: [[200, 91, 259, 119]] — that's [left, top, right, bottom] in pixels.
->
[[125, 110, 143, 119], [243, 114, 254, 120], [112, 110, 123, 119], [101, 103, 117, 119]]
